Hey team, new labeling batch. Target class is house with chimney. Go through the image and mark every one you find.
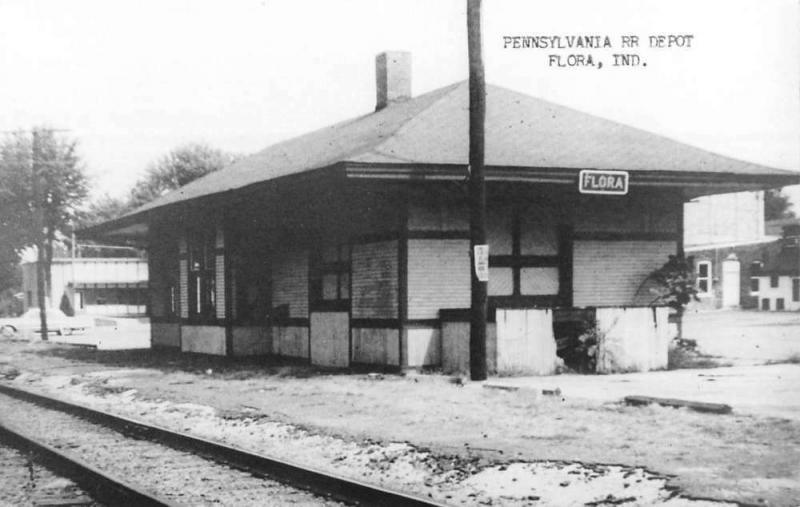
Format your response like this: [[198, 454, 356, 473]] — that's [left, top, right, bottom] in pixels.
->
[[81, 52, 799, 373]]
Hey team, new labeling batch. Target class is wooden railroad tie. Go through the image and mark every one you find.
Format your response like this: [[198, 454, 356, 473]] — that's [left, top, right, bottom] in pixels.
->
[[624, 395, 732, 415]]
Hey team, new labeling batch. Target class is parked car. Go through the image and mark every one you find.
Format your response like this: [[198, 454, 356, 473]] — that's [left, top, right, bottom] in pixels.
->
[[0, 308, 93, 338]]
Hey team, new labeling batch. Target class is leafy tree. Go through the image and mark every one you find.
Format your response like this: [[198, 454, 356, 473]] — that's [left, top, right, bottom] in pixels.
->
[[79, 193, 136, 228], [79, 143, 238, 226], [765, 188, 796, 221], [0, 128, 89, 336], [129, 143, 238, 208]]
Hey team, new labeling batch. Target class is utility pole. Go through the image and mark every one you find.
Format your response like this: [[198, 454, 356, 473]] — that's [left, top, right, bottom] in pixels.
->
[[32, 128, 49, 340], [468, 0, 488, 381]]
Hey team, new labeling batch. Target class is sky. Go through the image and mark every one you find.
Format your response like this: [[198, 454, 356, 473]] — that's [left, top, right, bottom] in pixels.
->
[[0, 0, 798, 204]]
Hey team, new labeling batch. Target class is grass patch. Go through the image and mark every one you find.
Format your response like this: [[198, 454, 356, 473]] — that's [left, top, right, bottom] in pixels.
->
[[667, 344, 729, 370]]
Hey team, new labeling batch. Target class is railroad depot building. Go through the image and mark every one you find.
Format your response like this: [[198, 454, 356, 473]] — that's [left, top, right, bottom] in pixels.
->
[[82, 52, 799, 372]]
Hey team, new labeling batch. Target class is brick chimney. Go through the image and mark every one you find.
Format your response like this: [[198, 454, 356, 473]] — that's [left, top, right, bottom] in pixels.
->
[[375, 51, 411, 111]]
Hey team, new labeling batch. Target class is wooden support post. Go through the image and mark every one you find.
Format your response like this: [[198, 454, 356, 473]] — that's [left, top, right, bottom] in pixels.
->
[[468, 0, 487, 381]]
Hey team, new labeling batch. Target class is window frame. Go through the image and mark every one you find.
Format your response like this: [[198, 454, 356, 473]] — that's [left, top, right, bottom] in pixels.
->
[[187, 230, 217, 323], [749, 277, 760, 295], [488, 203, 569, 309], [696, 260, 712, 296], [310, 243, 351, 312]]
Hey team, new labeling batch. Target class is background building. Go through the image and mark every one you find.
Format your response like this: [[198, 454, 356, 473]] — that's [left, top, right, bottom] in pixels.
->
[[22, 255, 148, 317], [685, 194, 800, 311]]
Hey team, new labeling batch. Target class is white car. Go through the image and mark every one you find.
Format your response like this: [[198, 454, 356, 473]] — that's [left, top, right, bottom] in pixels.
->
[[0, 308, 93, 338]]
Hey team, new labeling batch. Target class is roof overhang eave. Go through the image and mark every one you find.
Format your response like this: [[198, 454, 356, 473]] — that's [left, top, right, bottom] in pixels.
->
[[344, 162, 800, 193], [76, 211, 149, 244]]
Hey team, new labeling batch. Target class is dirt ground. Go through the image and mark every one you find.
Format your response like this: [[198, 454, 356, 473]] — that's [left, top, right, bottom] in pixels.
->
[[0, 310, 798, 506]]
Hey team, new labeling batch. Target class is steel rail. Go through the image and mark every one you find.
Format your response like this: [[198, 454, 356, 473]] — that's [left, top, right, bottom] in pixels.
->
[[0, 419, 177, 506], [0, 382, 445, 507]]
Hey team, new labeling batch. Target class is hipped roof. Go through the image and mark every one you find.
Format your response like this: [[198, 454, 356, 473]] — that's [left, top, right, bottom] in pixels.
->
[[90, 81, 799, 234]]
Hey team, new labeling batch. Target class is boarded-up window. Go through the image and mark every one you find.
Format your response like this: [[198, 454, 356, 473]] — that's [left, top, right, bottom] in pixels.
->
[[520, 267, 559, 295], [487, 201, 564, 302], [489, 267, 513, 296], [520, 209, 558, 256], [407, 239, 470, 319], [520, 225, 558, 256], [352, 241, 398, 319], [573, 240, 676, 307], [272, 250, 309, 318], [487, 205, 512, 255]]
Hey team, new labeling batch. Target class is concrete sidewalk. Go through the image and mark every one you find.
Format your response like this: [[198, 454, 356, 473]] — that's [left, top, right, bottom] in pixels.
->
[[47, 317, 150, 350], [486, 364, 800, 420], [683, 309, 800, 365]]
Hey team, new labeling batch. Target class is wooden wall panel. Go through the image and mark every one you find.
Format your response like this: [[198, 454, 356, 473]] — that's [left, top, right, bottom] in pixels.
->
[[178, 259, 188, 319], [215, 253, 225, 319], [407, 239, 470, 319], [351, 241, 398, 319], [271, 250, 308, 318], [178, 236, 188, 319], [573, 240, 676, 307], [351, 328, 399, 365], [407, 191, 468, 231]]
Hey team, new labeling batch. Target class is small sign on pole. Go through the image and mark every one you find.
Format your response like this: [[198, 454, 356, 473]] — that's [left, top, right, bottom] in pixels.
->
[[474, 244, 489, 282], [579, 169, 629, 195]]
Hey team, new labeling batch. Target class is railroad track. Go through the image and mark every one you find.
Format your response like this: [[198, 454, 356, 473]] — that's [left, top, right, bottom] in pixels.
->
[[0, 442, 99, 506], [0, 383, 444, 506]]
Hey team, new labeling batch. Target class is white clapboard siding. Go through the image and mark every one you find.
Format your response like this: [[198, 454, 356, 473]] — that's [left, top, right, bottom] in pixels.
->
[[272, 250, 308, 318], [215, 227, 226, 319], [351, 241, 398, 319], [215, 253, 225, 319], [407, 239, 470, 319], [178, 259, 188, 319], [495, 308, 560, 375], [595, 306, 671, 373], [573, 241, 676, 307]]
